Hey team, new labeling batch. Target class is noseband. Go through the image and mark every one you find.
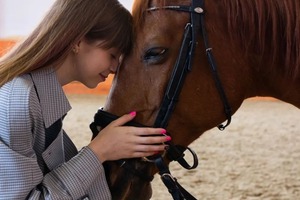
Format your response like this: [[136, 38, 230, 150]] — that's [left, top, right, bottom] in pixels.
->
[[90, 0, 232, 199]]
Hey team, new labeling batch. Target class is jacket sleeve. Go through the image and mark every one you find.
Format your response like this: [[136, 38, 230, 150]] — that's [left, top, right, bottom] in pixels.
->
[[0, 142, 111, 200]]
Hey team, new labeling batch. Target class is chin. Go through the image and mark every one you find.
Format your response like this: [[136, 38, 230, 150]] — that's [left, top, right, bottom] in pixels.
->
[[90, 84, 98, 89], [84, 81, 101, 89]]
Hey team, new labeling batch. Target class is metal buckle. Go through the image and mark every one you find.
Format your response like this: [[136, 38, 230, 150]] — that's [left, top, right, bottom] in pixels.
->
[[194, 7, 204, 14], [161, 173, 176, 182]]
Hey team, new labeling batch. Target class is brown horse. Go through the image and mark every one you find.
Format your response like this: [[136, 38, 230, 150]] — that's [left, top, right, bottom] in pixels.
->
[[94, 0, 300, 199]]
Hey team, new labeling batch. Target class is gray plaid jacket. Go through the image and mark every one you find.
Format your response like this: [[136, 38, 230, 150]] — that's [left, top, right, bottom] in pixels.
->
[[0, 67, 111, 199]]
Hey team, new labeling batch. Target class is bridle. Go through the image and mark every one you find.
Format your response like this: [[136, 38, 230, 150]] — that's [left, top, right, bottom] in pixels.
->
[[90, 0, 232, 199], [151, 2, 231, 131]]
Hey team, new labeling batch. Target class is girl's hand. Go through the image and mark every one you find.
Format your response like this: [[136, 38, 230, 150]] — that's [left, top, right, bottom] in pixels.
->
[[88, 111, 171, 162]]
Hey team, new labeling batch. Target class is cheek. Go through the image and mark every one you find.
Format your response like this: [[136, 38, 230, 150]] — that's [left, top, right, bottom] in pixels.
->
[[77, 48, 111, 73], [78, 53, 99, 68]]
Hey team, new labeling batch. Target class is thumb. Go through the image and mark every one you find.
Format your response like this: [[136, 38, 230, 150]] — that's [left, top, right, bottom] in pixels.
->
[[110, 111, 136, 127]]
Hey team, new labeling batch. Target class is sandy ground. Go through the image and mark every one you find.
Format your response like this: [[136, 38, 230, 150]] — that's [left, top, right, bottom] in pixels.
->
[[64, 94, 300, 200]]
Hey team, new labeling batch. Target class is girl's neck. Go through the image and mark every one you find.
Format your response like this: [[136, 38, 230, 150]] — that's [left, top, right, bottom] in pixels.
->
[[54, 53, 77, 86]]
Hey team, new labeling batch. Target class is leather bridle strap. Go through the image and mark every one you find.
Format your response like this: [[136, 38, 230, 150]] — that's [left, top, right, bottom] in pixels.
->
[[153, 22, 193, 129], [148, 1, 204, 199], [151, 2, 204, 129], [199, 5, 232, 130], [155, 156, 197, 200], [148, 0, 231, 199]]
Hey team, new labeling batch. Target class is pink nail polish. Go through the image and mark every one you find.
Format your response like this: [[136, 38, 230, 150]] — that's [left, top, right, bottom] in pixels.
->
[[129, 111, 136, 117], [161, 129, 167, 134], [166, 136, 172, 141]]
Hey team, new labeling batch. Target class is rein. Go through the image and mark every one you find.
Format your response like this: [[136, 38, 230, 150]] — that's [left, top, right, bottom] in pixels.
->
[[90, 0, 232, 199]]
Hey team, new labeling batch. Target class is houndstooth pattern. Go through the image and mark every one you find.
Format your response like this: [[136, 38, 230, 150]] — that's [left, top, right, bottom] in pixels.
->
[[0, 67, 111, 200]]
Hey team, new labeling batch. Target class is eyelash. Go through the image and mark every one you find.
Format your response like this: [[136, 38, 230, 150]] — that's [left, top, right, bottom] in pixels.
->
[[111, 54, 116, 59]]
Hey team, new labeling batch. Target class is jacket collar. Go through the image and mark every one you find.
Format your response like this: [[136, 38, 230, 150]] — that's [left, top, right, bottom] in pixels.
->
[[30, 67, 71, 128]]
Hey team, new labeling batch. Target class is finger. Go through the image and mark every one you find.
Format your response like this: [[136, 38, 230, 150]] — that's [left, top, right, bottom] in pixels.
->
[[133, 127, 167, 136], [123, 144, 169, 159], [131, 151, 162, 158], [136, 135, 172, 144], [109, 111, 136, 127], [134, 144, 168, 153]]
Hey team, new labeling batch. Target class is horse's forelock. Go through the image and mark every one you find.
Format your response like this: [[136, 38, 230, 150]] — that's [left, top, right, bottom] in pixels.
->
[[132, 0, 168, 28], [132, 0, 148, 27], [224, 0, 300, 78]]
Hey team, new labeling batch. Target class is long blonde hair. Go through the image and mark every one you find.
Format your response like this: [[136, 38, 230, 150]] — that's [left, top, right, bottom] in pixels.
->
[[0, 0, 133, 86]]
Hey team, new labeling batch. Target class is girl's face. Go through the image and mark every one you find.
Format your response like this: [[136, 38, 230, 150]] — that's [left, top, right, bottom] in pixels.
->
[[73, 39, 121, 88]]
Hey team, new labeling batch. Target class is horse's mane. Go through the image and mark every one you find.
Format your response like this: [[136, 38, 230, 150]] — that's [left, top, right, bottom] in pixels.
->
[[132, 0, 300, 78], [223, 0, 300, 78]]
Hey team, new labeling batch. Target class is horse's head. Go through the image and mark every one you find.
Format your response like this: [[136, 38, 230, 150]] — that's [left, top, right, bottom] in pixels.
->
[[101, 0, 262, 199], [94, 0, 300, 199], [105, 0, 246, 148]]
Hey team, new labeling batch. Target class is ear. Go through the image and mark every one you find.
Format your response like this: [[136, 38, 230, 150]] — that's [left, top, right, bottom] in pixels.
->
[[72, 39, 82, 54]]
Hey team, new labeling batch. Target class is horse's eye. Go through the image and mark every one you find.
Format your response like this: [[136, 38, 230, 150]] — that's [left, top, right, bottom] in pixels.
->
[[143, 47, 168, 64]]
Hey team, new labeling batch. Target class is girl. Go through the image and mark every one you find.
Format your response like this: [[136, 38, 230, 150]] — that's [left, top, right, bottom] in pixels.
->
[[0, 0, 170, 199]]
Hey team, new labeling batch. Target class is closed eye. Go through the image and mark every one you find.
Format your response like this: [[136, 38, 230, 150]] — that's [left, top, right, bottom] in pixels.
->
[[111, 54, 117, 60], [143, 47, 168, 64]]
